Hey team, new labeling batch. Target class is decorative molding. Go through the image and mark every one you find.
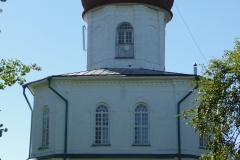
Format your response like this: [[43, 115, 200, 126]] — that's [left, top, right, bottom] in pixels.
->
[[32, 80, 191, 90], [103, 5, 116, 12], [70, 81, 175, 87], [89, 96, 114, 112], [116, 5, 134, 12], [34, 84, 48, 92], [91, 7, 106, 19], [172, 80, 192, 86], [90, 5, 117, 19], [158, 11, 165, 25], [133, 4, 148, 11], [158, 11, 165, 18], [85, 12, 93, 23], [129, 97, 153, 112], [146, 7, 158, 17], [54, 81, 72, 86]]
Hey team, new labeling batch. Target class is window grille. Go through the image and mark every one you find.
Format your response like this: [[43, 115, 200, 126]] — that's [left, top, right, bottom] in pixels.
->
[[199, 134, 208, 148], [95, 105, 109, 144], [116, 23, 134, 58], [134, 104, 149, 145], [42, 108, 49, 147]]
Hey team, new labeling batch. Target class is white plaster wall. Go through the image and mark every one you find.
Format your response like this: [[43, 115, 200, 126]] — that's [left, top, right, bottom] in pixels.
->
[[30, 77, 206, 158], [31, 85, 66, 158], [85, 4, 167, 71], [180, 92, 205, 156]]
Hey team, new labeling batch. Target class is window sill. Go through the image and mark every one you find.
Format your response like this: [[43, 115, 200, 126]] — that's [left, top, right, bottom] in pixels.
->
[[199, 146, 208, 149], [132, 144, 151, 146], [38, 146, 49, 150], [92, 144, 111, 147]]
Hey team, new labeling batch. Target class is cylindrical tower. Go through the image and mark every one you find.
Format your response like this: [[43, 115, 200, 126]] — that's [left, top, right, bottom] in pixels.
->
[[82, 0, 174, 71]]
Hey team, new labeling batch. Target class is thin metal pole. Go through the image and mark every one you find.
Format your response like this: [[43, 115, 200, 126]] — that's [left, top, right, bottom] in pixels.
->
[[82, 25, 87, 51]]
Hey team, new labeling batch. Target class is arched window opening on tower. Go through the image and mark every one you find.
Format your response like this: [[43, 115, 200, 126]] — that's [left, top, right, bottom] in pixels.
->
[[95, 105, 109, 145], [42, 107, 50, 148], [116, 23, 134, 58], [134, 104, 149, 145]]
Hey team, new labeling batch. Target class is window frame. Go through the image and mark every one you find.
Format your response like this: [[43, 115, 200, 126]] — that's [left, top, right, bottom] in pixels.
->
[[116, 23, 134, 45], [199, 134, 208, 148], [115, 22, 134, 59], [133, 104, 150, 146], [94, 104, 110, 146]]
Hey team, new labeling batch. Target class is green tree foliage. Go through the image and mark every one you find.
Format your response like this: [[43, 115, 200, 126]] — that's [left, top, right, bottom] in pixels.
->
[[0, 59, 41, 137], [183, 37, 240, 160], [0, 59, 41, 90]]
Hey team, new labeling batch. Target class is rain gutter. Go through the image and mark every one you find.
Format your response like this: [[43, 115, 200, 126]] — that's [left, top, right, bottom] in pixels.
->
[[177, 77, 199, 160], [23, 84, 33, 159], [47, 77, 68, 160]]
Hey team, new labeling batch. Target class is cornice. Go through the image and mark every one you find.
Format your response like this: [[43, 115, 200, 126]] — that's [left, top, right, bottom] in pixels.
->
[[50, 80, 191, 87], [29, 77, 193, 92]]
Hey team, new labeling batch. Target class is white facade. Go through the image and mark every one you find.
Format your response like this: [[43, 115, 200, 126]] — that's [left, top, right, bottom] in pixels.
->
[[25, 1, 207, 160], [85, 4, 169, 71], [28, 76, 204, 159]]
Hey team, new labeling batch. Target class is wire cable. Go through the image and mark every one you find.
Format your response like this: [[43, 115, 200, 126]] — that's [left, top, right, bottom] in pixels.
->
[[174, 2, 208, 64]]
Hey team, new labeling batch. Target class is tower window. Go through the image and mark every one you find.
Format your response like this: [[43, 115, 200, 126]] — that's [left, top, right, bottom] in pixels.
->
[[134, 104, 149, 145], [117, 23, 133, 44], [116, 23, 134, 58], [42, 107, 50, 148], [95, 105, 109, 144]]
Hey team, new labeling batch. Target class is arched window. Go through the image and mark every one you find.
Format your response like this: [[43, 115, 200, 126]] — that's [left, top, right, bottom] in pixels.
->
[[116, 23, 134, 58], [134, 104, 149, 145], [42, 107, 50, 147], [95, 105, 109, 144]]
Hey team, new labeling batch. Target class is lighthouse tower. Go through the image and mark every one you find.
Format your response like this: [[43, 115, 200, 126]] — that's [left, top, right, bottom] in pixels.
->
[[25, 1, 207, 160], [82, 0, 173, 71]]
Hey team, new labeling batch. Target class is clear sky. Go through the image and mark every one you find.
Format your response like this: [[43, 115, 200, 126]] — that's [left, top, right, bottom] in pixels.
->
[[0, 0, 240, 159]]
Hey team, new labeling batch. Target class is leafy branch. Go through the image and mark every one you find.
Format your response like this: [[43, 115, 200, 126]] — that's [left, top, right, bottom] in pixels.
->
[[0, 59, 41, 90]]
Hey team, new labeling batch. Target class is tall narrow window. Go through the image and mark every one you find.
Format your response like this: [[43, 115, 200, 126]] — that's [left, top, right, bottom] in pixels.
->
[[42, 107, 50, 148], [95, 105, 109, 144], [134, 104, 149, 145], [116, 23, 134, 58], [199, 134, 208, 148]]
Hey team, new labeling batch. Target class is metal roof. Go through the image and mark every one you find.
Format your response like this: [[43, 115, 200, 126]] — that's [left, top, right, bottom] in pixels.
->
[[81, 0, 174, 18], [25, 68, 195, 87], [59, 68, 194, 77]]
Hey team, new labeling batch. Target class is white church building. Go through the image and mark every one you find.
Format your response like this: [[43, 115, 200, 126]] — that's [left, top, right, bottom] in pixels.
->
[[24, 0, 207, 160]]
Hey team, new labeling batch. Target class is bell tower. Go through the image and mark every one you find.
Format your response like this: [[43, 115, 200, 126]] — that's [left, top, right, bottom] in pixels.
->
[[82, 0, 174, 71]]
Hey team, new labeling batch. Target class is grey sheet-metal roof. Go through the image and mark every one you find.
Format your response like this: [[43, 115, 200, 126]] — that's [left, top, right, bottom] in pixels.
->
[[25, 68, 196, 87], [58, 68, 195, 77]]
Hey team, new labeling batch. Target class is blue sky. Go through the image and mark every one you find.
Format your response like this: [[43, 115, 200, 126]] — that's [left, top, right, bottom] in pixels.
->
[[0, 0, 240, 159]]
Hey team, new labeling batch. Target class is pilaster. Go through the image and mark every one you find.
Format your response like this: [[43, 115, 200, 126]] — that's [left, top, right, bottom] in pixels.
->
[[133, 5, 147, 60], [158, 11, 165, 70]]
